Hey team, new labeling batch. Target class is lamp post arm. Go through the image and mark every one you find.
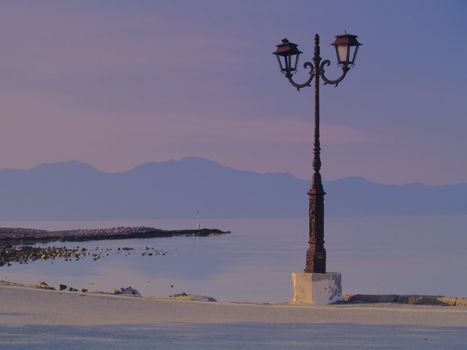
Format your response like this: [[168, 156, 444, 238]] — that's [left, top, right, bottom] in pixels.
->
[[286, 62, 315, 91], [319, 60, 349, 87]]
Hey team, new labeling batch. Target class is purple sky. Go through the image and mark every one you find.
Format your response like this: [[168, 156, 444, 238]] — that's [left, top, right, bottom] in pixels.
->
[[0, 0, 466, 185]]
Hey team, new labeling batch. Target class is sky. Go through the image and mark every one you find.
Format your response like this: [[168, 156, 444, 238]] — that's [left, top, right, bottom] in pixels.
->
[[0, 0, 466, 185]]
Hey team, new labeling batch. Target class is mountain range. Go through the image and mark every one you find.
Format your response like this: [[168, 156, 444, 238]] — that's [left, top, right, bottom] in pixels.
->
[[0, 156, 465, 220]]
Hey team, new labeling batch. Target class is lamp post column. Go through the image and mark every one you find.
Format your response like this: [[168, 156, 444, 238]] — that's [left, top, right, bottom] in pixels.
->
[[305, 34, 326, 274], [273, 32, 361, 303]]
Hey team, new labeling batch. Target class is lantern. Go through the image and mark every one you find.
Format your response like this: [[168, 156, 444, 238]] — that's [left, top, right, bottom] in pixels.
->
[[273, 38, 302, 74], [332, 34, 361, 66]]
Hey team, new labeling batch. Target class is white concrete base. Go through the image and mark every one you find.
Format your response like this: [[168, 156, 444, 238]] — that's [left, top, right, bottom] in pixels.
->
[[291, 272, 342, 305]]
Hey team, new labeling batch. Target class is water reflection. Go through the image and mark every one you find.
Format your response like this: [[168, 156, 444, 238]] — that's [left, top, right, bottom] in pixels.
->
[[2, 216, 467, 302]]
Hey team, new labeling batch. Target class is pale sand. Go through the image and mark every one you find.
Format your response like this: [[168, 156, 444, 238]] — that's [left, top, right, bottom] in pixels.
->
[[1, 285, 467, 349], [1, 285, 467, 327]]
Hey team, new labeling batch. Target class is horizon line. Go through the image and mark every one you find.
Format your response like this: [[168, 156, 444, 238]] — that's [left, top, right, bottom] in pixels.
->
[[0, 157, 464, 187]]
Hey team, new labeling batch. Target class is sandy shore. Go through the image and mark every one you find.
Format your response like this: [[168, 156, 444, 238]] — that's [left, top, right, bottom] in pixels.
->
[[1, 284, 467, 349], [1, 284, 467, 327]]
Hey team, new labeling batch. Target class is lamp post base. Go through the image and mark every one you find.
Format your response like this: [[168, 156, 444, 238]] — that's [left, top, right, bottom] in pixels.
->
[[291, 272, 342, 305]]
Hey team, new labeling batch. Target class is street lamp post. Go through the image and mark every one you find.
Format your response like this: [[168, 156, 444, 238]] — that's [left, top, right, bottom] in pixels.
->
[[273, 33, 361, 274]]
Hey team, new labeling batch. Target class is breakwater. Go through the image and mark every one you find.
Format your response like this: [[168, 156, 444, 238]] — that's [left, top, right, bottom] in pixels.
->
[[0, 226, 230, 267], [0, 226, 229, 245]]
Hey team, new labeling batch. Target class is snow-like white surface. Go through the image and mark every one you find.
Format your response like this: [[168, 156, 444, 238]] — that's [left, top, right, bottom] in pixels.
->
[[1, 285, 467, 349]]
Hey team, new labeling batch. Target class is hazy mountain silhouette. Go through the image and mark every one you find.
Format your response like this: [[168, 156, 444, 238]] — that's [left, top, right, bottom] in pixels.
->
[[0, 157, 465, 220]]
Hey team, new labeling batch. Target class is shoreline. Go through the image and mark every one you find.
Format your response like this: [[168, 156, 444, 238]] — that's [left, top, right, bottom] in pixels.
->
[[0, 226, 229, 266], [0, 282, 467, 327], [2, 279, 466, 308]]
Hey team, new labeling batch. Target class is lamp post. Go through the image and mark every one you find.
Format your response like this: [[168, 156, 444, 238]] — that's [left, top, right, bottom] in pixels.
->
[[273, 33, 361, 274]]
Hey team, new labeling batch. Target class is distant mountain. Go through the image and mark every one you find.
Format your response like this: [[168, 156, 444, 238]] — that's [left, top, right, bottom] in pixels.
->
[[327, 176, 467, 216], [0, 157, 465, 220]]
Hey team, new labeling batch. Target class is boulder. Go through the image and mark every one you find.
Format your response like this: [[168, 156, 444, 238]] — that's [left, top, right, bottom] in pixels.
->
[[35, 282, 55, 290], [169, 292, 217, 302], [114, 286, 141, 297]]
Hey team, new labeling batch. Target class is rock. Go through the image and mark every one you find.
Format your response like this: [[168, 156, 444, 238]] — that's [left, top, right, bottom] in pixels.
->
[[81, 288, 88, 293], [115, 286, 141, 297], [35, 282, 55, 290], [194, 295, 217, 302], [454, 297, 467, 307], [59, 284, 67, 291], [343, 294, 398, 303], [169, 292, 217, 302], [397, 295, 444, 305], [342, 294, 467, 307]]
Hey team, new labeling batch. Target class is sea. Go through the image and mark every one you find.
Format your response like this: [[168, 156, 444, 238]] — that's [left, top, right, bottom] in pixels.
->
[[1, 215, 467, 303]]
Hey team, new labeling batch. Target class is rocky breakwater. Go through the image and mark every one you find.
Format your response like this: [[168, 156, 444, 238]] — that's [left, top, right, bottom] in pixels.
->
[[0, 245, 87, 267], [0, 226, 229, 267], [0, 226, 229, 245]]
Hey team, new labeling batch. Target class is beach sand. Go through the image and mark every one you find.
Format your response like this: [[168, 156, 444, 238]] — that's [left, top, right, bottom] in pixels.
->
[[1, 284, 467, 349]]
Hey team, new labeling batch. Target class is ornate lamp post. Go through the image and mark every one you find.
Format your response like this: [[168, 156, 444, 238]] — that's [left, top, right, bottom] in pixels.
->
[[273, 33, 361, 274]]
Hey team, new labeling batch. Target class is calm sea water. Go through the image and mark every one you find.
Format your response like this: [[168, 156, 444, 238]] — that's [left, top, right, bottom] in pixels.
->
[[1, 216, 467, 303]]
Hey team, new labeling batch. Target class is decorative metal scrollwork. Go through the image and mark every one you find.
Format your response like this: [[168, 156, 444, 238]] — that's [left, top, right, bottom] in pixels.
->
[[285, 59, 349, 90], [286, 62, 314, 91], [319, 60, 349, 87]]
